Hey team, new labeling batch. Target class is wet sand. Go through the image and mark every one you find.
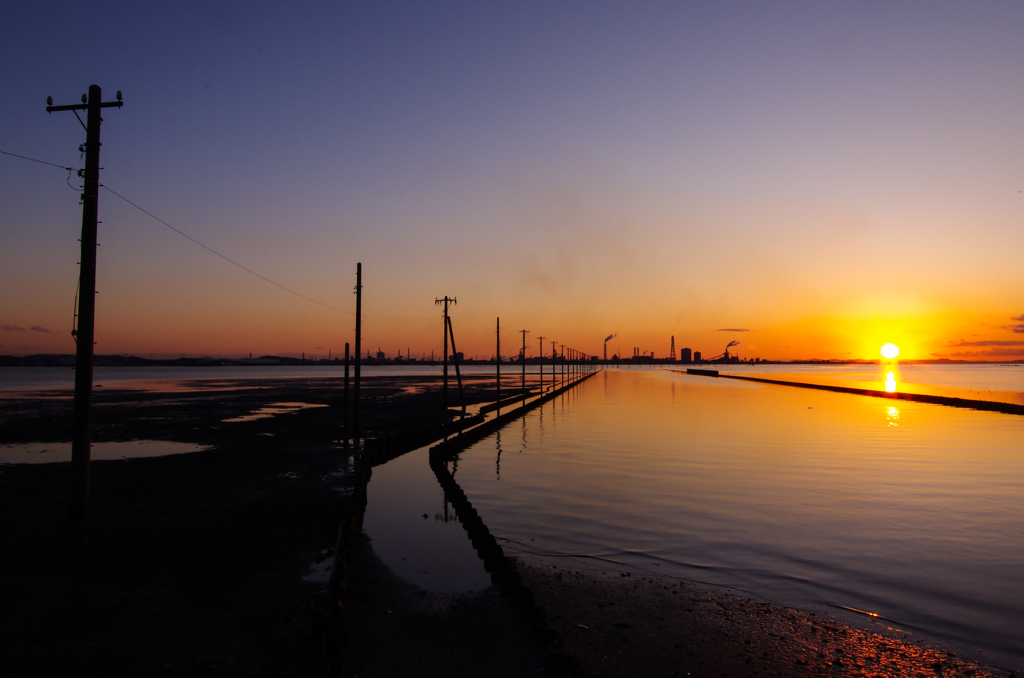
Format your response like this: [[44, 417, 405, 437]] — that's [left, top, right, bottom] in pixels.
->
[[513, 559, 1006, 677], [0, 373, 1010, 676]]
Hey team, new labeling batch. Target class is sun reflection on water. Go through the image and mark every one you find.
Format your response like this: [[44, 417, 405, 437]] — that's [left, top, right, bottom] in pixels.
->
[[886, 405, 899, 427]]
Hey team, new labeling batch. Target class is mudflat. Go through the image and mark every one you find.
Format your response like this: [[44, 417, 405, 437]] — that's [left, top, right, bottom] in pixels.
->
[[0, 374, 503, 677]]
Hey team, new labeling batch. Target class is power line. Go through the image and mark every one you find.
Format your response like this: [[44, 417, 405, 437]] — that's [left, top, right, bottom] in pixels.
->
[[104, 186, 436, 323], [2, 147, 434, 322], [101, 185, 354, 315], [0, 149, 74, 171]]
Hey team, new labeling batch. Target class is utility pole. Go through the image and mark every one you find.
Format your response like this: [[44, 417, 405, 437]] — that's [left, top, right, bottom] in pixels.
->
[[496, 317, 501, 402], [435, 296, 456, 408], [561, 344, 565, 383], [354, 263, 362, 437], [520, 329, 530, 395], [551, 341, 557, 385], [47, 85, 122, 534], [537, 336, 545, 391]]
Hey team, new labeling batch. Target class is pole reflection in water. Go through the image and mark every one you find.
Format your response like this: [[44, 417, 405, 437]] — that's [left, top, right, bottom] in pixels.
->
[[361, 448, 489, 593], [495, 429, 502, 480], [451, 369, 1024, 670], [521, 411, 528, 450]]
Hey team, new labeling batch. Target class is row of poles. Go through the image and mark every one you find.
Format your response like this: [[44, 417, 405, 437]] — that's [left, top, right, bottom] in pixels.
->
[[50, 84, 595, 535], [516, 330, 596, 398]]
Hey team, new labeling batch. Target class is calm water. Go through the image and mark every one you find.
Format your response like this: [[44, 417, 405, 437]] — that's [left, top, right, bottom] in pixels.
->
[[367, 368, 1024, 672]]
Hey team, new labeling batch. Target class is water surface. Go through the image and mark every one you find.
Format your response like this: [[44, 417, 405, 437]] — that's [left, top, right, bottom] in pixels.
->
[[443, 369, 1024, 670]]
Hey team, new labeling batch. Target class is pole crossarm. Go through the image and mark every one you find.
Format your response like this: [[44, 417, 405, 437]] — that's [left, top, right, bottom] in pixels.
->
[[47, 101, 123, 113]]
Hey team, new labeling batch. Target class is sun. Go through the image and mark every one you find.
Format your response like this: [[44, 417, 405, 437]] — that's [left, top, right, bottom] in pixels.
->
[[880, 343, 900, 360]]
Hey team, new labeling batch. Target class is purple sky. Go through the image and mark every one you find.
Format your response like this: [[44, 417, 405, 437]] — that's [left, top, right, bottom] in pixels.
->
[[2, 2, 1023, 360]]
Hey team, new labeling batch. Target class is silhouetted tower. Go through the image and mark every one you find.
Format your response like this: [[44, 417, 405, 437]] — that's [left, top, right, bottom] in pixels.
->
[[670, 336, 676, 361], [47, 85, 122, 533]]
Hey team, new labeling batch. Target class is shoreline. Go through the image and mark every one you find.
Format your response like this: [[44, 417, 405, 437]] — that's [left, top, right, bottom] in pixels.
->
[[511, 557, 1007, 677]]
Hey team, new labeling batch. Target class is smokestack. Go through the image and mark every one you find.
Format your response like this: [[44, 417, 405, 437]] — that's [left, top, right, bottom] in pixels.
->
[[603, 333, 617, 361]]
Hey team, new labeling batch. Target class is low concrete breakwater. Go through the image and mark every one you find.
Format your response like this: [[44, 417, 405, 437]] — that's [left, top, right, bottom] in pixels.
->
[[681, 369, 1024, 416]]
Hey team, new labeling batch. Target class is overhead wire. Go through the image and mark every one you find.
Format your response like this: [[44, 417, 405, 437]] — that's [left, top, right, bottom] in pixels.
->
[[100, 184, 355, 315], [2, 147, 436, 322], [102, 185, 437, 322], [0, 149, 74, 171]]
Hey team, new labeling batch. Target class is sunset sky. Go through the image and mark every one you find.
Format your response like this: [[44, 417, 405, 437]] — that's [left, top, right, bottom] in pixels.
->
[[2, 2, 1023, 361]]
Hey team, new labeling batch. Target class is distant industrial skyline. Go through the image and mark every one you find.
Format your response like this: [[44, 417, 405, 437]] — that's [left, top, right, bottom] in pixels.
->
[[3, 2, 1023, 362]]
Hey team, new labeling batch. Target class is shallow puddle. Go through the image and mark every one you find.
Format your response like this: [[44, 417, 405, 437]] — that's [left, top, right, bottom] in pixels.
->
[[222, 402, 329, 422], [0, 440, 208, 464]]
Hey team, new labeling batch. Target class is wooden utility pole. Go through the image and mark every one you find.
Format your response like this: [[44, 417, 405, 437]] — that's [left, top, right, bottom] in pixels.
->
[[47, 85, 122, 534], [435, 296, 456, 408], [537, 336, 545, 391], [551, 341, 557, 385], [520, 329, 529, 395], [354, 264, 362, 436]]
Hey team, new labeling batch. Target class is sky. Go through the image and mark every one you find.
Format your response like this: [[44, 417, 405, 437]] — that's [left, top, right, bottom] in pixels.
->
[[2, 1, 1023, 362]]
